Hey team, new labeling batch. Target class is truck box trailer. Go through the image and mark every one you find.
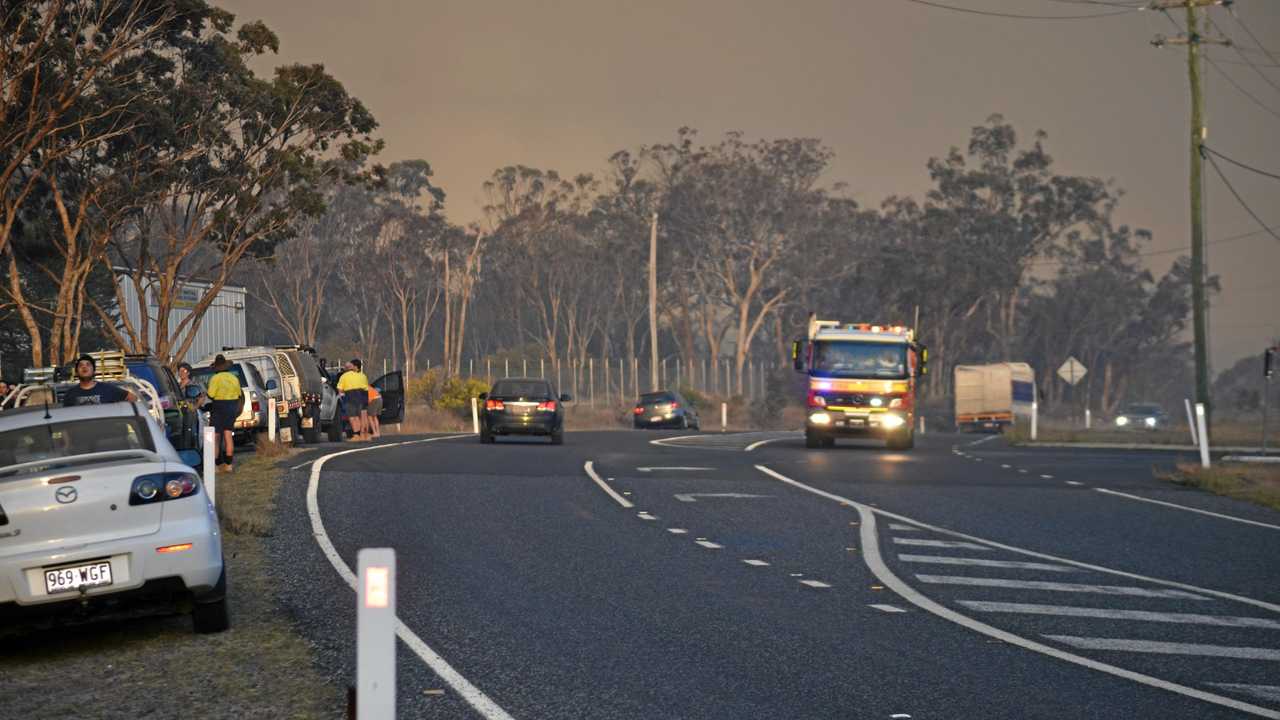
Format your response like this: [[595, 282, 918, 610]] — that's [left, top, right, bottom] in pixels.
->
[[954, 362, 1035, 433]]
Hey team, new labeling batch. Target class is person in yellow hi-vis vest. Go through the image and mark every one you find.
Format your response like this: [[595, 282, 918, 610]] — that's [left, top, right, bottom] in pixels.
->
[[336, 358, 371, 441], [205, 355, 243, 472]]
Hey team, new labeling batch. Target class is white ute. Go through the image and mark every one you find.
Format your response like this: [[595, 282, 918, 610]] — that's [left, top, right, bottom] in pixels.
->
[[0, 402, 227, 633]]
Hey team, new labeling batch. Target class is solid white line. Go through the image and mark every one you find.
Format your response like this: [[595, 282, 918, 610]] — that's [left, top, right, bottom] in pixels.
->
[[915, 575, 1206, 600], [667, 528, 688, 535], [800, 579, 832, 588], [583, 461, 634, 509], [648, 434, 712, 448], [637, 466, 713, 472], [897, 555, 1077, 573], [746, 435, 799, 452], [742, 559, 771, 567], [1046, 636, 1280, 662], [753, 464, 1280, 719], [696, 540, 723, 549], [958, 601, 1280, 629], [870, 604, 908, 613], [892, 538, 990, 551], [307, 434, 515, 720], [1095, 488, 1280, 531], [1209, 685, 1280, 704]]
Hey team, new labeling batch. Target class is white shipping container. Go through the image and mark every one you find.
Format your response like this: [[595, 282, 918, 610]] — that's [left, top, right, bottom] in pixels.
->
[[116, 270, 247, 364]]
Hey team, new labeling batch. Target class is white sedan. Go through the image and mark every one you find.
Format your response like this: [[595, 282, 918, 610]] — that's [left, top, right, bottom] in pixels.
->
[[0, 401, 227, 633]]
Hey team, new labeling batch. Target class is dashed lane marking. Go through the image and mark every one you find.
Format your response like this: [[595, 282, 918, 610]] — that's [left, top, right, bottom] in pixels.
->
[[1095, 488, 1280, 531], [958, 601, 1280, 629], [1066, 481, 1084, 486], [870, 604, 908, 613], [742, 559, 771, 567], [667, 528, 689, 535], [914, 575, 1208, 600], [695, 540, 723, 549], [1046, 636, 1280, 662], [637, 512, 657, 521], [897, 554, 1077, 573], [800, 579, 832, 588], [1041, 474, 1055, 479]]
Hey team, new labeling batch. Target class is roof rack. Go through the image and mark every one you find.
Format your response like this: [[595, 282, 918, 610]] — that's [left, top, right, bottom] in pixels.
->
[[87, 350, 130, 381]]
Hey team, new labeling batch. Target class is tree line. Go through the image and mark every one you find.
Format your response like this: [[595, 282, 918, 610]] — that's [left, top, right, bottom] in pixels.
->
[[2, 2, 1198, 416]]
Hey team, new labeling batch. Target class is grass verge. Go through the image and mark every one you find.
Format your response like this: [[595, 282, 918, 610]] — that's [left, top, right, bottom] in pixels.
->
[[0, 442, 345, 719], [1009, 421, 1274, 447], [1157, 461, 1280, 512]]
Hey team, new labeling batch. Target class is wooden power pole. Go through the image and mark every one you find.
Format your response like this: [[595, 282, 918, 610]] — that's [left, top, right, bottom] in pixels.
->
[[649, 212, 659, 392]]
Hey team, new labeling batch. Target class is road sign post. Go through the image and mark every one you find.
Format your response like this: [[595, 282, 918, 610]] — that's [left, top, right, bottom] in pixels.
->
[[1195, 403, 1210, 469], [202, 426, 216, 504], [471, 397, 480, 435], [1057, 357, 1088, 427], [720, 402, 727, 433], [357, 548, 396, 720], [1263, 347, 1275, 456], [1184, 398, 1198, 446], [1031, 401, 1038, 442]]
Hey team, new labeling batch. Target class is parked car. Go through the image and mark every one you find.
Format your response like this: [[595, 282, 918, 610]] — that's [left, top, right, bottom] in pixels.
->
[[276, 346, 342, 443], [1114, 403, 1169, 431], [116, 353, 201, 451], [190, 360, 269, 443], [632, 390, 700, 430], [0, 402, 227, 634], [478, 378, 569, 444], [198, 347, 305, 445]]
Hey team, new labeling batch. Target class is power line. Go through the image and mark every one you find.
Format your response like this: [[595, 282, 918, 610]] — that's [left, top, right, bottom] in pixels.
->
[[1205, 10, 1280, 96], [1203, 147, 1280, 246], [1205, 54, 1280, 120], [1202, 145, 1280, 182], [1027, 224, 1275, 266], [898, 0, 1139, 20]]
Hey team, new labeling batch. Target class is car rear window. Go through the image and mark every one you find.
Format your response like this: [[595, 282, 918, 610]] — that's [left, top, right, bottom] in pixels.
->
[[640, 392, 675, 404], [491, 381, 551, 398], [0, 417, 154, 475], [192, 365, 248, 387], [127, 362, 171, 397]]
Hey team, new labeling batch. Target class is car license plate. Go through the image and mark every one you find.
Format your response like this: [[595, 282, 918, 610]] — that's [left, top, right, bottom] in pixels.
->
[[44, 561, 112, 595], [846, 414, 867, 427], [650, 416, 664, 422]]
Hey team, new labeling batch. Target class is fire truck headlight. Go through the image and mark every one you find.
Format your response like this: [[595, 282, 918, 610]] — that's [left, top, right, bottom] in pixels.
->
[[881, 414, 906, 430], [809, 412, 832, 425], [870, 397, 883, 408]]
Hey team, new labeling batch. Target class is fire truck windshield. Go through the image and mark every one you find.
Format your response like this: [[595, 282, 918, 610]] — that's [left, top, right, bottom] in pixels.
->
[[811, 341, 907, 379]]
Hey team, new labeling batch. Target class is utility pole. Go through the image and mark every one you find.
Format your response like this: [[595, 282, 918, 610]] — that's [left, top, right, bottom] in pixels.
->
[[1150, 0, 1230, 430], [648, 211, 659, 392]]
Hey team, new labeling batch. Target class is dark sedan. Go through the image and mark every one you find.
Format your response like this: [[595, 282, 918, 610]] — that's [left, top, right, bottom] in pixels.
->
[[1113, 402, 1170, 431], [632, 390, 700, 430], [479, 379, 570, 444]]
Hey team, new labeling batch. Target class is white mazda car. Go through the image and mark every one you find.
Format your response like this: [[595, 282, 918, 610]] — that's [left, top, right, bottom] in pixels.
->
[[0, 401, 227, 633]]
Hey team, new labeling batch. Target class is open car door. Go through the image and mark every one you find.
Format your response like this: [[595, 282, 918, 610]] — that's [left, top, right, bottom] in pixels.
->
[[372, 371, 404, 424]]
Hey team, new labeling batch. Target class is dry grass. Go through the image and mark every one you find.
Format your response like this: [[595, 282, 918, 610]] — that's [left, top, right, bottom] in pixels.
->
[[214, 440, 293, 537], [1009, 420, 1273, 447], [1158, 461, 1280, 512]]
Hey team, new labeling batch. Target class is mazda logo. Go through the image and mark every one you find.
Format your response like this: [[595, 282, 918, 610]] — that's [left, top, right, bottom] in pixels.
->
[[55, 486, 78, 504]]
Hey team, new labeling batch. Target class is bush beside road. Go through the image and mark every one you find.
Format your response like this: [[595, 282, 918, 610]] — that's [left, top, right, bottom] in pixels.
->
[[0, 447, 344, 719]]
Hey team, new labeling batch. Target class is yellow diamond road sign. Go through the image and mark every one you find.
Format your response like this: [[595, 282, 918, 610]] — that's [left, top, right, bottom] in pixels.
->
[[1057, 357, 1087, 386]]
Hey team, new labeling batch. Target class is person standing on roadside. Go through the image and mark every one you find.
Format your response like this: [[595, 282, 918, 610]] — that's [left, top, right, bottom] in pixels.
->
[[62, 355, 137, 406], [205, 355, 243, 472], [177, 362, 207, 406], [366, 384, 383, 440], [337, 359, 371, 441]]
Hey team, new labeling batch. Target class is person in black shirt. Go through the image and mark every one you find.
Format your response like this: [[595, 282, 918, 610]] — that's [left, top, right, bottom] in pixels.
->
[[62, 355, 137, 407]]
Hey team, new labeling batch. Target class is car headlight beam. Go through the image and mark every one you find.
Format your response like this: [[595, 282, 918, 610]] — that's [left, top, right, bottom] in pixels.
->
[[881, 414, 906, 430], [1115, 416, 1129, 427]]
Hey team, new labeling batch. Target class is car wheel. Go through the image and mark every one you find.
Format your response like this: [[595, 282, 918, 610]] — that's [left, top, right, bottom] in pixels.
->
[[326, 416, 343, 443], [887, 430, 914, 451], [304, 402, 321, 444], [288, 410, 304, 446], [805, 427, 823, 449], [192, 568, 229, 634]]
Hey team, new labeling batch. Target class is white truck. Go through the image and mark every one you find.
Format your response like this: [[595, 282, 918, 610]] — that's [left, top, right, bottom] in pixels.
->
[[954, 363, 1036, 433]]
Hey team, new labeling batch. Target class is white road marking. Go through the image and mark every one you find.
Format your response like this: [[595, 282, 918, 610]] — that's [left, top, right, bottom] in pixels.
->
[[307, 434, 515, 720], [1209, 685, 1280, 704], [674, 492, 770, 503], [753, 464, 1280, 719], [800, 579, 832, 588], [742, 559, 771, 567], [967, 435, 999, 447], [1046, 636, 1280, 662], [746, 435, 799, 451], [892, 538, 990, 551], [648, 434, 704, 448], [958, 601, 1280, 629], [1001, 464, 1012, 469], [637, 512, 657, 521], [915, 575, 1207, 600], [290, 459, 315, 470], [1018, 469, 1028, 474], [637, 466, 714, 472], [696, 540, 723, 549], [898, 555, 1077, 573], [667, 528, 689, 535], [1065, 481, 1084, 486], [1041, 474, 1055, 479], [583, 461, 634, 509], [888, 523, 920, 532], [1095, 488, 1280, 531], [870, 604, 908, 613]]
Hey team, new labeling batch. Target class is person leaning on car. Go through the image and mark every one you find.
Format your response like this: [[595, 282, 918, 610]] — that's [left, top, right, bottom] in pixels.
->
[[62, 354, 137, 406], [336, 358, 371, 441], [205, 355, 243, 472]]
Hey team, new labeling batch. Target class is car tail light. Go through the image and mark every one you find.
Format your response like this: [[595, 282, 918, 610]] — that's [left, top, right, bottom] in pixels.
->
[[131, 472, 200, 506], [252, 401, 261, 413], [634, 406, 644, 415], [537, 400, 557, 412], [485, 399, 504, 411], [156, 543, 193, 554], [670, 402, 679, 409]]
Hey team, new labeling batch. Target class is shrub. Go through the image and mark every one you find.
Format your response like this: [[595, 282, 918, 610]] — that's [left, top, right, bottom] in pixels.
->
[[436, 376, 490, 413]]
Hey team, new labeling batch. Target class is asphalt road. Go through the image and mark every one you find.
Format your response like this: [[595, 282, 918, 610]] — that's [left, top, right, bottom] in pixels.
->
[[270, 429, 1280, 719]]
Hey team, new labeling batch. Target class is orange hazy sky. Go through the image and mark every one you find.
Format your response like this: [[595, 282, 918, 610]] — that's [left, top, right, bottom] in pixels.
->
[[221, 0, 1279, 371]]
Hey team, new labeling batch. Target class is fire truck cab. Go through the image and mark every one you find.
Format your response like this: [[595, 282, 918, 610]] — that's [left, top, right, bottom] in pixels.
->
[[792, 318, 927, 450]]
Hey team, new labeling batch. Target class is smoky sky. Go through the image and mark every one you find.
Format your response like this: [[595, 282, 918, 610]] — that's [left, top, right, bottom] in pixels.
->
[[221, 0, 1279, 370]]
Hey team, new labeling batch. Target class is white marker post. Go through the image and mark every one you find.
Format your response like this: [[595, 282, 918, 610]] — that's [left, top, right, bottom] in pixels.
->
[[1030, 401, 1038, 442], [202, 426, 216, 504], [720, 402, 727, 433], [1184, 398, 1198, 446], [357, 548, 396, 720], [919, 415, 926, 435], [1195, 402, 1211, 469], [1085, 407, 1091, 430], [268, 397, 278, 443], [471, 396, 480, 435]]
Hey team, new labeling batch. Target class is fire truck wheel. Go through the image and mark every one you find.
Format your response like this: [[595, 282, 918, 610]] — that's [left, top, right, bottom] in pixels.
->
[[887, 429, 915, 451], [805, 428, 824, 449]]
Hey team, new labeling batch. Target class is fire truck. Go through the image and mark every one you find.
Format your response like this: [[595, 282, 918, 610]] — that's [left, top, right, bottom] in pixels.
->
[[792, 317, 928, 450]]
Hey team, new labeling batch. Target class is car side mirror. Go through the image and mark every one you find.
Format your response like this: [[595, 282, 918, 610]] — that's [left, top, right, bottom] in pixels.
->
[[792, 339, 805, 372], [265, 379, 277, 391], [178, 449, 201, 468], [560, 394, 572, 403], [185, 385, 202, 400]]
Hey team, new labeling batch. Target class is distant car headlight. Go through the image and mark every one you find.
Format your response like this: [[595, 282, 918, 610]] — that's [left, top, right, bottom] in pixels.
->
[[1116, 416, 1130, 427], [1144, 417, 1157, 427], [881, 414, 906, 430], [809, 412, 832, 425]]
